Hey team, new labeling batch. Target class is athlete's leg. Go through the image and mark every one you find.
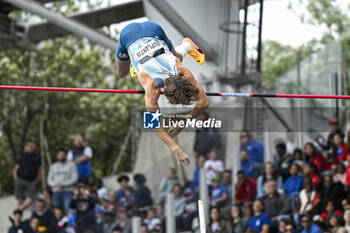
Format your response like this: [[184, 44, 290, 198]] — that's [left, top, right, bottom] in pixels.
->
[[175, 38, 205, 65]]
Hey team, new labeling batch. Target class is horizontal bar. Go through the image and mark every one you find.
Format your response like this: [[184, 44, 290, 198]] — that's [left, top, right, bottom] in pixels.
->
[[1, 85, 350, 99]]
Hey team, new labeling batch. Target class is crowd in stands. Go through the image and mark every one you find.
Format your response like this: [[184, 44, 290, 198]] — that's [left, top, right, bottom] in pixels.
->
[[7, 114, 350, 233]]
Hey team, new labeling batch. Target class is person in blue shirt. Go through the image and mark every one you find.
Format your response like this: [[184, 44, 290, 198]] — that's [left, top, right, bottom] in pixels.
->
[[210, 175, 228, 209], [247, 199, 270, 233], [283, 164, 303, 211], [240, 130, 264, 163], [300, 215, 323, 233], [240, 149, 256, 178], [116, 175, 129, 207], [115, 21, 209, 167]]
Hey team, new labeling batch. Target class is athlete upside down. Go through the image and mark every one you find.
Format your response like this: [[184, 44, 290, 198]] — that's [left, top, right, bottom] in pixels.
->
[[115, 21, 209, 167]]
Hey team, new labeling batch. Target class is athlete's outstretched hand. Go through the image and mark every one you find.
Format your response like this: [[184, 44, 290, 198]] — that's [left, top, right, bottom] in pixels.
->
[[175, 147, 191, 167], [168, 124, 184, 138]]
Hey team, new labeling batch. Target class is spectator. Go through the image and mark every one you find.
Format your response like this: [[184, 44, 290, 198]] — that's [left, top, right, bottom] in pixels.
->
[[343, 209, 350, 233], [305, 142, 330, 173], [228, 204, 248, 233], [141, 224, 148, 233], [318, 201, 342, 222], [144, 208, 161, 230], [29, 217, 40, 233], [116, 175, 129, 207], [31, 198, 58, 233], [53, 207, 69, 231], [235, 171, 256, 204], [292, 148, 305, 169], [124, 186, 137, 216], [70, 183, 96, 233], [302, 163, 320, 187], [277, 219, 288, 233], [342, 199, 350, 210], [274, 142, 293, 181], [294, 177, 319, 231], [206, 207, 227, 233], [111, 226, 123, 233], [286, 131, 296, 155], [193, 112, 222, 158], [256, 162, 283, 198], [261, 180, 292, 224], [240, 149, 255, 178], [13, 141, 42, 211], [243, 201, 254, 219], [210, 175, 228, 209], [155, 204, 165, 232], [317, 175, 346, 213], [109, 206, 132, 233], [283, 164, 303, 210], [8, 209, 32, 233], [247, 199, 270, 233], [158, 167, 179, 203], [284, 221, 296, 233], [204, 149, 224, 184], [67, 135, 93, 184], [96, 178, 108, 201], [333, 162, 346, 185], [47, 149, 78, 212], [152, 224, 163, 233], [181, 188, 197, 231], [171, 184, 186, 227], [192, 155, 206, 193], [240, 130, 264, 164], [222, 170, 233, 205], [332, 133, 348, 163], [321, 118, 344, 151], [133, 174, 153, 209], [327, 214, 345, 233], [301, 215, 322, 233]]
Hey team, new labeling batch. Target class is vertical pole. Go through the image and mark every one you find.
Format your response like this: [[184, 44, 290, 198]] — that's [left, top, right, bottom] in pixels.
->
[[166, 193, 176, 233], [257, 0, 264, 72], [232, 144, 240, 200], [334, 73, 339, 120], [132, 216, 141, 233], [199, 168, 209, 223], [198, 200, 207, 233], [241, 0, 249, 75]]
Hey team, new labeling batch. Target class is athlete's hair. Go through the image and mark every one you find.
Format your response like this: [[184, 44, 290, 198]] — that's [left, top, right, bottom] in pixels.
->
[[164, 75, 199, 105]]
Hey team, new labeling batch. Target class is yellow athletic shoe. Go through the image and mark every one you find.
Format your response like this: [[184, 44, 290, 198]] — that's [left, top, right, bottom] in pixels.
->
[[130, 65, 137, 78], [183, 38, 205, 65]]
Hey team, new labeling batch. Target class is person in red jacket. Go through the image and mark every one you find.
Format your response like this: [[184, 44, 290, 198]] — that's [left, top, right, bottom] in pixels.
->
[[305, 143, 330, 173], [235, 170, 257, 204], [332, 133, 350, 162]]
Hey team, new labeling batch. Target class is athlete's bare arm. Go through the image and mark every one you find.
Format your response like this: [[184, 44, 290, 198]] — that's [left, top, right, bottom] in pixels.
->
[[115, 57, 131, 78], [168, 59, 210, 138], [138, 72, 191, 167]]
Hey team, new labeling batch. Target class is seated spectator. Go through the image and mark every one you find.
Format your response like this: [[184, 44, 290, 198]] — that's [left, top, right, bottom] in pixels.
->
[[332, 133, 349, 162], [222, 170, 233, 204], [284, 221, 296, 233], [294, 177, 319, 231], [277, 219, 288, 233], [274, 142, 293, 181], [134, 174, 153, 209], [292, 148, 305, 168], [67, 135, 93, 184], [343, 208, 350, 233], [124, 186, 137, 216], [152, 224, 163, 233], [256, 162, 283, 198], [96, 178, 108, 201], [240, 150, 256, 178], [47, 149, 78, 212], [109, 206, 132, 233], [318, 201, 341, 222], [243, 201, 254, 219], [192, 155, 206, 193], [320, 118, 344, 152], [141, 224, 148, 233], [305, 142, 330, 173], [13, 141, 43, 211], [303, 163, 320, 187], [327, 214, 345, 233], [247, 199, 270, 233], [171, 184, 186, 227], [342, 199, 350, 210], [235, 171, 256, 204], [240, 130, 264, 164], [144, 208, 161, 230], [317, 175, 346, 213], [300, 215, 322, 233], [204, 149, 224, 184], [261, 180, 292, 224], [158, 167, 179, 204], [29, 217, 40, 233], [53, 207, 69, 231], [210, 175, 228, 209], [116, 175, 129, 207], [206, 207, 227, 233], [283, 164, 303, 210], [228, 204, 248, 233], [181, 188, 198, 231], [333, 162, 346, 185], [31, 198, 58, 233], [155, 204, 165, 232], [8, 209, 32, 233], [70, 183, 96, 233]]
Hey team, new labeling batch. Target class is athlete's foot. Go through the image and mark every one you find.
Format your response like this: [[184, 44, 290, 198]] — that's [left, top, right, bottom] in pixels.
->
[[130, 65, 137, 78], [183, 38, 205, 65], [175, 147, 191, 167]]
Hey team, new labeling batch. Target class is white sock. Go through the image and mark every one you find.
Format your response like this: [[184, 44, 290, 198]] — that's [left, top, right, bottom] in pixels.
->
[[175, 41, 191, 59]]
